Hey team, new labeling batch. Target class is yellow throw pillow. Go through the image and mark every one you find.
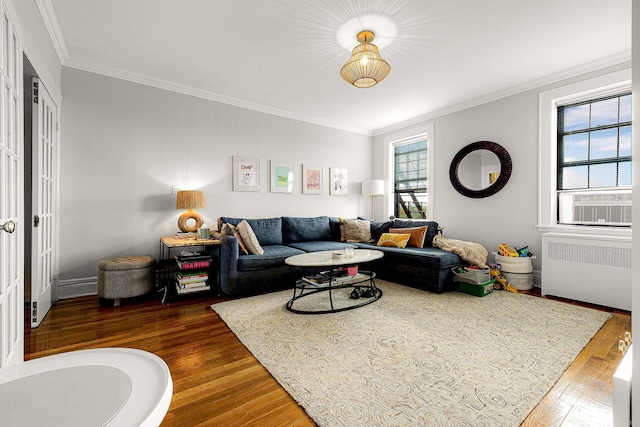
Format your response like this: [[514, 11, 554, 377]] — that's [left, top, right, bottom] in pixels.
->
[[376, 233, 411, 248], [389, 226, 428, 248]]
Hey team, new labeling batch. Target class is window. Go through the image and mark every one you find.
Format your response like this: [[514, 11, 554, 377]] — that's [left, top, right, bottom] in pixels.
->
[[556, 92, 632, 226], [393, 139, 427, 219], [557, 92, 632, 190], [538, 68, 631, 234]]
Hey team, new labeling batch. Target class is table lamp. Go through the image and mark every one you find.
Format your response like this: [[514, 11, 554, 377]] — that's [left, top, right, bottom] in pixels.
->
[[362, 180, 385, 220], [176, 190, 206, 232]]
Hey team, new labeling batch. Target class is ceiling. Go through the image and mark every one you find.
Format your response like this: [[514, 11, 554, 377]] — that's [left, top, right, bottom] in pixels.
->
[[46, 0, 631, 135]]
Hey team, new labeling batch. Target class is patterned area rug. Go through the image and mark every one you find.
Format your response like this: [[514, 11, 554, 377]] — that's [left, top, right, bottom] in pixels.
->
[[211, 281, 610, 426]]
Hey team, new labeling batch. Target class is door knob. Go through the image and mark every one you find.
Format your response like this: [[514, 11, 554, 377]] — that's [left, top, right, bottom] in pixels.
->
[[1, 220, 15, 233]]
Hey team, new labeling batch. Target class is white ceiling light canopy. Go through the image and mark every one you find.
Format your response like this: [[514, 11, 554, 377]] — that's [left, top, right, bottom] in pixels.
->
[[340, 30, 391, 88]]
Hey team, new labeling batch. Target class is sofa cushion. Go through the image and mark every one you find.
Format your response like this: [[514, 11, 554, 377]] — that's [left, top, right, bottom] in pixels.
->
[[389, 226, 427, 248], [343, 218, 373, 242], [328, 217, 343, 241], [237, 220, 264, 255], [357, 217, 393, 241], [390, 219, 439, 247], [236, 245, 304, 271], [282, 216, 331, 243], [222, 223, 249, 255], [356, 242, 462, 270], [219, 217, 283, 246], [288, 241, 357, 252]]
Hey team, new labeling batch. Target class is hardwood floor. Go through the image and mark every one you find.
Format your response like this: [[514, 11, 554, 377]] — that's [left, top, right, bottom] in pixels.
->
[[24, 289, 630, 427]]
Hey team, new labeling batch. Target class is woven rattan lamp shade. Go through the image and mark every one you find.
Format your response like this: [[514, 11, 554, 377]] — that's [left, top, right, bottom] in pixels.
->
[[176, 190, 206, 210], [340, 31, 390, 88], [176, 190, 206, 233]]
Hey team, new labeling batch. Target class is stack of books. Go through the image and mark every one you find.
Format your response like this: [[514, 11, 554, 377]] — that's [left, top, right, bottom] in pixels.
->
[[175, 254, 212, 294], [302, 269, 365, 287], [176, 271, 210, 294], [302, 273, 334, 287], [176, 255, 211, 270]]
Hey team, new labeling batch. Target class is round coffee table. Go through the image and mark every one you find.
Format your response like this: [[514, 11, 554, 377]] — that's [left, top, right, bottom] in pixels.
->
[[285, 249, 384, 314]]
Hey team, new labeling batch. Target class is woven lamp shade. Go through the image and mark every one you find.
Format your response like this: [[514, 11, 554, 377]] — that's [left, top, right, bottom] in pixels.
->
[[176, 190, 206, 233], [340, 31, 390, 88], [176, 190, 206, 210]]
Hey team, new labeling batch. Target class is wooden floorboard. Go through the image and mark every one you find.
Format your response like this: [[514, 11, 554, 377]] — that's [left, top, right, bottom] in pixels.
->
[[24, 288, 630, 427]]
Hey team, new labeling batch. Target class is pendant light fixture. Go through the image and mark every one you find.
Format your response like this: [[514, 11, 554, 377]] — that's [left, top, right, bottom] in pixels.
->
[[340, 30, 390, 88]]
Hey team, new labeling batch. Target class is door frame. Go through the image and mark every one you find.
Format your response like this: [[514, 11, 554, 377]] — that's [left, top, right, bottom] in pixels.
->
[[0, 0, 63, 367], [29, 76, 59, 327]]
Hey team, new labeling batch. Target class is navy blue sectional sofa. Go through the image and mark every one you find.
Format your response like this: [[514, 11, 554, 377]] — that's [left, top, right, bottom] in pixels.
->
[[212, 216, 463, 297]]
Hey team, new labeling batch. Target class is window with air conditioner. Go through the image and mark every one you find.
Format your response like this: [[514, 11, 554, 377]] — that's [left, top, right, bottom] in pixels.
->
[[556, 91, 632, 227]]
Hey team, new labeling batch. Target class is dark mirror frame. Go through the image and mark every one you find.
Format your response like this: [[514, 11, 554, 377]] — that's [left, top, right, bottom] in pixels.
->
[[449, 141, 512, 198]]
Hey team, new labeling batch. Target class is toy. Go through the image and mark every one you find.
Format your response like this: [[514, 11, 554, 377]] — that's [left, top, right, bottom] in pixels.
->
[[490, 268, 517, 293], [498, 243, 518, 257], [515, 246, 534, 257]]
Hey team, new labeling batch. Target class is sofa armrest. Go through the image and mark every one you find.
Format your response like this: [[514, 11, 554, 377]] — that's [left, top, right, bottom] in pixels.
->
[[212, 231, 239, 293]]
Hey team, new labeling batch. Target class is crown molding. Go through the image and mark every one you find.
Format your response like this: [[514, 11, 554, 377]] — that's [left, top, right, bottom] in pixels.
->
[[372, 49, 632, 137], [3, 0, 62, 102], [37, 0, 370, 136], [35, 0, 68, 64], [63, 57, 373, 137]]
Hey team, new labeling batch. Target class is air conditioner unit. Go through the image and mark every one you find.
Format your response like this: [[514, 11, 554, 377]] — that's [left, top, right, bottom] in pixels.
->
[[558, 189, 632, 226]]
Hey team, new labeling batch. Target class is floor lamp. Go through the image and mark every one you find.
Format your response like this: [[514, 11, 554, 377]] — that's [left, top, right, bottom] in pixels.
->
[[362, 180, 385, 220]]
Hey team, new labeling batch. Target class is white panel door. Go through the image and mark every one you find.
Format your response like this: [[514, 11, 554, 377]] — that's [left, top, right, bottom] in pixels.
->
[[0, 3, 23, 367], [31, 78, 56, 328]]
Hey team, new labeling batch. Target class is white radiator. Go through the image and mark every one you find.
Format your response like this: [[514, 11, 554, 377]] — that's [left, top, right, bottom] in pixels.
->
[[541, 232, 632, 310]]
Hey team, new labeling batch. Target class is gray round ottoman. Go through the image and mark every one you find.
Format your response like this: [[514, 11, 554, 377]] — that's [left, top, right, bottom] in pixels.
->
[[97, 256, 156, 306]]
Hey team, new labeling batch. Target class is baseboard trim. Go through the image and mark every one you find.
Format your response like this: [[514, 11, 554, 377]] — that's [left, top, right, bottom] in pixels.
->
[[57, 276, 97, 300], [533, 269, 541, 288]]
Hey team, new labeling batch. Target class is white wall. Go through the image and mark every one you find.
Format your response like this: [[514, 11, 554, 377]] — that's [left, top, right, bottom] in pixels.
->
[[374, 90, 540, 271], [374, 63, 630, 277], [59, 68, 373, 279]]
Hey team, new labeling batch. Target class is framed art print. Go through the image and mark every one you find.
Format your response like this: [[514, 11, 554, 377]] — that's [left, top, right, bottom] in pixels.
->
[[232, 156, 261, 192], [271, 161, 294, 193], [330, 167, 348, 195], [302, 164, 322, 195]]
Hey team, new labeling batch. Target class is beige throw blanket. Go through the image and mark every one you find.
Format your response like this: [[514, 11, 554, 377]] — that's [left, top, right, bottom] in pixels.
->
[[433, 234, 488, 268]]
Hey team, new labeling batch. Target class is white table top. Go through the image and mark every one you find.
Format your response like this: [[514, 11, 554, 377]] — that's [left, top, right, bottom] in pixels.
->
[[0, 348, 172, 427], [285, 248, 383, 267]]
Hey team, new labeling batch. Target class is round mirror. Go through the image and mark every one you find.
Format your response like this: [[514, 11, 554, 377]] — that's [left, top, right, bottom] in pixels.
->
[[449, 141, 512, 198]]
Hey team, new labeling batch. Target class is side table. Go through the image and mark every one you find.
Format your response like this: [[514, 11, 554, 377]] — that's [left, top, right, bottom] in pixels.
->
[[159, 236, 221, 303]]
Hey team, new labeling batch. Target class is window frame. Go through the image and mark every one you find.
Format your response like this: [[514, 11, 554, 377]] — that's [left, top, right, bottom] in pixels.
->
[[556, 91, 632, 191], [538, 68, 631, 236], [383, 124, 434, 221], [393, 138, 428, 219]]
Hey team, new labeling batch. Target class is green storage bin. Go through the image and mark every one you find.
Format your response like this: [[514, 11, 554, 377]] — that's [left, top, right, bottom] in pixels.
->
[[457, 279, 496, 297], [452, 267, 491, 284]]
